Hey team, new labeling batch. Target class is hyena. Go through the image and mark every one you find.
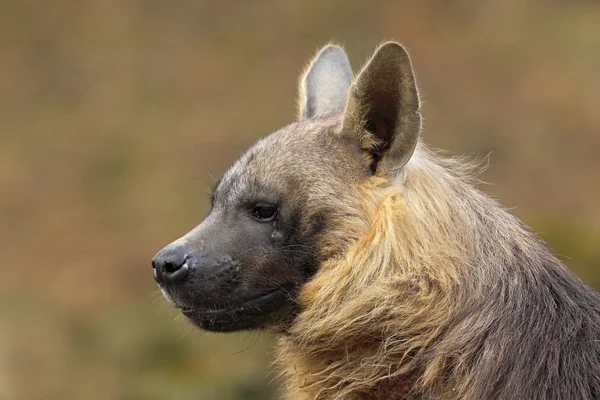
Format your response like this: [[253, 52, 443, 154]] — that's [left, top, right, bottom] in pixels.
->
[[153, 42, 600, 399]]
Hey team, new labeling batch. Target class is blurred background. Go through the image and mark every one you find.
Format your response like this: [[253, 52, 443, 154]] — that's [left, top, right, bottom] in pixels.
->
[[1, 0, 599, 399]]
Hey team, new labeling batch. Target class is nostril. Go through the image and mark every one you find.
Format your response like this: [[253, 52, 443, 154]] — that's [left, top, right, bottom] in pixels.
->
[[163, 261, 178, 273], [163, 262, 189, 283]]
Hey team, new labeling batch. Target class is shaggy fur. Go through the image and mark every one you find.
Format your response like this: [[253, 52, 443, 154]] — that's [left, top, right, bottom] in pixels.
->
[[277, 141, 600, 399], [274, 44, 600, 399]]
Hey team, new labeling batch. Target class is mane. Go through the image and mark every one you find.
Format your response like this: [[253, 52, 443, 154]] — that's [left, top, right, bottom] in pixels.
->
[[276, 141, 600, 399]]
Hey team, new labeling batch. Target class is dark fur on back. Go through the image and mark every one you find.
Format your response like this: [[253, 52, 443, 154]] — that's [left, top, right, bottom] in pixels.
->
[[434, 218, 600, 399]]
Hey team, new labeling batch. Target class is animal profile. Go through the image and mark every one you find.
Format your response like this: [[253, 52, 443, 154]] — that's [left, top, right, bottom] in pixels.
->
[[153, 42, 600, 399]]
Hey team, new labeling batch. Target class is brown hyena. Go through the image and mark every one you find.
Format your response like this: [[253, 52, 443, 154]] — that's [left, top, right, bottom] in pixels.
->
[[152, 42, 600, 399]]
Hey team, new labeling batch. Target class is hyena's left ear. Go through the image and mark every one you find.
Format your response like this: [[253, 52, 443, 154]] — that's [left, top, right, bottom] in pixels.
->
[[342, 42, 421, 174], [298, 44, 354, 120]]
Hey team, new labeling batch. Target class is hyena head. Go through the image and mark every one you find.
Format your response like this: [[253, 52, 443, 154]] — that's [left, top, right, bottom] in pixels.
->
[[153, 42, 421, 332]]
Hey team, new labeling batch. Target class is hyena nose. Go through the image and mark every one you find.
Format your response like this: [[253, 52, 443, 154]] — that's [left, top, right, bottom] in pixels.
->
[[152, 244, 190, 285]]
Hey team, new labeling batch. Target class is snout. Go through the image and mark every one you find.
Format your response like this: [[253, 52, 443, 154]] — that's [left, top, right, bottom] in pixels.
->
[[152, 243, 191, 285], [152, 239, 242, 305], [151, 211, 302, 331]]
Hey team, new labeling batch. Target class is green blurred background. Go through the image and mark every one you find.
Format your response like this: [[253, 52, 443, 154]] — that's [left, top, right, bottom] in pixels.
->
[[1, 1, 599, 399]]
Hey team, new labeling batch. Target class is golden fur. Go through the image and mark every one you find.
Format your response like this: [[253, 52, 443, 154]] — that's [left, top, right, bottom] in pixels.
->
[[275, 142, 566, 399]]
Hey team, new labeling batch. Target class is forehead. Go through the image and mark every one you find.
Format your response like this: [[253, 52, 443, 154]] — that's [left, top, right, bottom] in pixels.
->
[[213, 113, 343, 206]]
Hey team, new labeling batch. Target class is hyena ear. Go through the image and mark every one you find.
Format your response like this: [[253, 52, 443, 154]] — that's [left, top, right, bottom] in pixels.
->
[[298, 44, 354, 120], [342, 42, 421, 173]]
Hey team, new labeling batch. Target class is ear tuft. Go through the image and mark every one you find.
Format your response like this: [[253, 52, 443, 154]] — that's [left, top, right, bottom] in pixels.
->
[[343, 42, 421, 173], [298, 44, 354, 120]]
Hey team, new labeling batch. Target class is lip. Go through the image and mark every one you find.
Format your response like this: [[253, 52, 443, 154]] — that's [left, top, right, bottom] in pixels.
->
[[180, 284, 295, 332]]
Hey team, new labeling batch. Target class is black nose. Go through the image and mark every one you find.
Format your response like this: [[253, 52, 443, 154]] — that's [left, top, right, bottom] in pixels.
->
[[152, 244, 190, 284]]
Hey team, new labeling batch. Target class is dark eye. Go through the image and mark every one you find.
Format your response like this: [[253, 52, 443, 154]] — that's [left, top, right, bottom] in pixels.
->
[[251, 204, 278, 221]]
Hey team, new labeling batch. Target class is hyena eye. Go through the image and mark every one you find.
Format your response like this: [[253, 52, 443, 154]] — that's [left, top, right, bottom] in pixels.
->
[[251, 204, 278, 222]]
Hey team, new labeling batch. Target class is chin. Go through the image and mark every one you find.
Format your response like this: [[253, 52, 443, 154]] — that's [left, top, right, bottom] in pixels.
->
[[180, 284, 297, 332]]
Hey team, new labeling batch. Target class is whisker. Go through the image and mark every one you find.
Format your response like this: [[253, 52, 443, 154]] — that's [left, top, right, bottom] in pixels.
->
[[230, 331, 262, 355]]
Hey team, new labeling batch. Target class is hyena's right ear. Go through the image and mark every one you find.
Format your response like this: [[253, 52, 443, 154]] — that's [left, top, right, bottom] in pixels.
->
[[342, 42, 421, 174], [298, 45, 354, 120]]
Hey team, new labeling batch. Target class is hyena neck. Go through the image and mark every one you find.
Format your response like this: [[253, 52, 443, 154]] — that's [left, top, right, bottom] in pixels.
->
[[276, 143, 600, 399]]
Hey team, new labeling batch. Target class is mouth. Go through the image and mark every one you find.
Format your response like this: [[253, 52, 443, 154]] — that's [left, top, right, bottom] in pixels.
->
[[179, 284, 295, 332]]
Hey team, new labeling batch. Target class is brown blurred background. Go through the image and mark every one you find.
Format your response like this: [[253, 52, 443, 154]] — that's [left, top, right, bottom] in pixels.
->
[[0, 1, 599, 399]]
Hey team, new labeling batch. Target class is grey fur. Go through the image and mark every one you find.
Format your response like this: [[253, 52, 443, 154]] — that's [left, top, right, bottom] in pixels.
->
[[299, 45, 354, 120]]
